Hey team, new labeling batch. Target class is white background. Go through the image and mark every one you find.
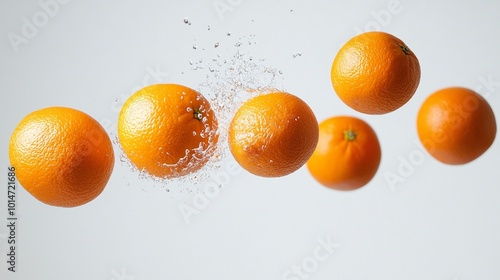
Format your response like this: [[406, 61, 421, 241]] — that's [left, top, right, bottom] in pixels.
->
[[1, 0, 500, 279]]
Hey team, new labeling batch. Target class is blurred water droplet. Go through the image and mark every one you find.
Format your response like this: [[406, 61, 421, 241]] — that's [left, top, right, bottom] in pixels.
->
[[193, 45, 197, 50], [292, 52, 302, 58], [114, 98, 119, 102], [183, 18, 191, 25], [214, 42, 219, 48], [207, 25, 211, 30], [227, 32, 231, 36], [193, 131, 197, 136]]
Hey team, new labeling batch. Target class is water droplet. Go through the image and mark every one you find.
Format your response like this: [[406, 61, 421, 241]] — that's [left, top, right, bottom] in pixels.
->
[[192, 131, 197, 136], [183, 18, 191, 25], [292, 52, 302, 58], [193, 45, 197, 50], [186, 107, 192, 112], [214, 42, 219, 48], [207, 25, 211, 30], [235, 42, 242, 47], [279, 70, 283, 74], [114, 98, 118, 102], [227, 32, 231, 36]]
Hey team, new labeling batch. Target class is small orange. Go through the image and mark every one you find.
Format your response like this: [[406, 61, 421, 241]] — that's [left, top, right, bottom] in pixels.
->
[[228, 92, 318, 177], [9, 107, 114, 207], [118, 84, 219, 179], [331, 31, 421, 114], [307, 116, 381, 191], [417, 87, 496, 164]]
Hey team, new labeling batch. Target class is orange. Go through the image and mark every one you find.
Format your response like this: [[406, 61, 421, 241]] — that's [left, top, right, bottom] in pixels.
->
[[417, 87, 496, 164], [9, 107, 114, 207], [307, 116, 381, 191], [118, 84, 219, 179], [331, 31, 421, 114], [228, 92, 318, 177]]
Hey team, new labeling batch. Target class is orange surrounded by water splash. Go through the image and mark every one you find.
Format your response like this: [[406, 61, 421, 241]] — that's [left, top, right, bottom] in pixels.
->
[[118, 84, 219, 179]]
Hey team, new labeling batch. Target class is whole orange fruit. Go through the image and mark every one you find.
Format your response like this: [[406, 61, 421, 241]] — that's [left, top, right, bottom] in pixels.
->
[[307, 116, 381, 191], [118, 84, 219, 179], [331, 31, 421, 114], [417, 87, 496, 164], [228, 92, 319, 177], [9, 107, 115, 207]]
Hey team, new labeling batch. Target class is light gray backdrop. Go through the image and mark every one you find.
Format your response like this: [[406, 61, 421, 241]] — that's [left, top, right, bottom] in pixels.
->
[[1, 0, 499, 279]]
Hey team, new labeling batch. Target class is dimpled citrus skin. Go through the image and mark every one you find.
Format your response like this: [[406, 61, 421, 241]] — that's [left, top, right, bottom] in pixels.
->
[[228, 92, 319, 177], [307, 116, 381, 191], [331, 31, 421, 114], [9, 107, 115, 207], [417, 87, 496, 165], [118, 84, 219, 178]]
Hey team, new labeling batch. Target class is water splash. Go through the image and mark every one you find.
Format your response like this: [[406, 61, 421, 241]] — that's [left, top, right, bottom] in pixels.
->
[[117, 33, 284, 194]]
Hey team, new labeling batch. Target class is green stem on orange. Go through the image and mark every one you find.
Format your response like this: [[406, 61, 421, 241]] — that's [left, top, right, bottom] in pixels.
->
[[193, 108, 202, 121], [399, 44, 410, 55], [344, 130, 357, 141]]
